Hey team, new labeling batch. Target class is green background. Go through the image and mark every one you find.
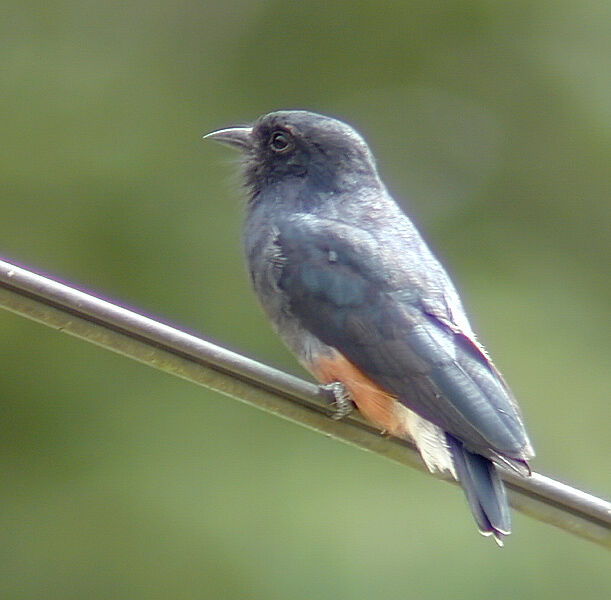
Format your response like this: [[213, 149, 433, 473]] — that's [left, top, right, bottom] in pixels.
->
[[2, 1, 609, 598]]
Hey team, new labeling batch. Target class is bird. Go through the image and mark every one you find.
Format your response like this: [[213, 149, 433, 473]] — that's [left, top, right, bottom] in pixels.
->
[[205, 110, 534, 545]]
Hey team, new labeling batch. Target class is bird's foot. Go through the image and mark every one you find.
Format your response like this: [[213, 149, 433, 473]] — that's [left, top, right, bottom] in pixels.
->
[[319, 382, 353, 420]]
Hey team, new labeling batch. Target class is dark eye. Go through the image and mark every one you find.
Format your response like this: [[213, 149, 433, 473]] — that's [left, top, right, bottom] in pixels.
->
[[269, 130, 293, 153]]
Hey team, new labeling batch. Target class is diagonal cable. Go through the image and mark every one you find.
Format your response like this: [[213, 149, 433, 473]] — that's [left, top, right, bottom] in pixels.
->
[[0, 258, 609, 548]]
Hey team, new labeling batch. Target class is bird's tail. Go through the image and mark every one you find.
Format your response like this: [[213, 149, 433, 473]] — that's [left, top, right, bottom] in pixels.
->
[[447, 434, 511, 546]]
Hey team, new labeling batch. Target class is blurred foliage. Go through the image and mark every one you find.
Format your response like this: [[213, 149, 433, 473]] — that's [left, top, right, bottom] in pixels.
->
[[1, 1, 610, 598]]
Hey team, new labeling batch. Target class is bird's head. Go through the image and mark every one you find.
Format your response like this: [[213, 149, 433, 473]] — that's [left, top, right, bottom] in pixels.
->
[[205, 111, 381, 199]]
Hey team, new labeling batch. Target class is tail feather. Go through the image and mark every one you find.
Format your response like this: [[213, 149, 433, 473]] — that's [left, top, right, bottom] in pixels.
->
[[447, 434, 511, 546]]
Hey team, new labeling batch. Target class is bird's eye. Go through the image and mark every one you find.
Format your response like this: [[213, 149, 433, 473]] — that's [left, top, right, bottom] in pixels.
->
[[269, 130, 293, 153]]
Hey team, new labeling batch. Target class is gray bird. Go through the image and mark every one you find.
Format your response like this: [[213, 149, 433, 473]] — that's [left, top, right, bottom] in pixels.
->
[[206, 110, 534, 544]]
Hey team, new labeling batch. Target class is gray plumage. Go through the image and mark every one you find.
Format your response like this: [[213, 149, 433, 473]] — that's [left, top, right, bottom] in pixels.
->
[[206, 110, 534, 544]]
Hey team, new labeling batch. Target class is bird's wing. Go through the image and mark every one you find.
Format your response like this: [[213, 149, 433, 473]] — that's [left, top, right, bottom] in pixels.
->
[[273, 215, 532, 459]]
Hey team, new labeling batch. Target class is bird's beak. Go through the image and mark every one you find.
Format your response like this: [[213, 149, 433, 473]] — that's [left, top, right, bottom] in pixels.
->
[[203, 126, 253, 151]]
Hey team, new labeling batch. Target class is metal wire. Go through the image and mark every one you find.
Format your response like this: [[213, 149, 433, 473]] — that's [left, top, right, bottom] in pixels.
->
[[1, 258, 609, 548]]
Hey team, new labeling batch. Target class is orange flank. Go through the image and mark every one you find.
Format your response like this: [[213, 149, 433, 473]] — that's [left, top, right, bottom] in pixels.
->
[[310, 351, 409, 439]]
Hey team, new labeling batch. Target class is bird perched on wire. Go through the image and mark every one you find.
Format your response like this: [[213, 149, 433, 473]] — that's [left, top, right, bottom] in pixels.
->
[[206, 110, 534, 545]]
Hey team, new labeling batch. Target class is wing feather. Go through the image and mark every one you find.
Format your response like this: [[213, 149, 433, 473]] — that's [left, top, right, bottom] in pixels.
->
[[274, 216, 533, 460]]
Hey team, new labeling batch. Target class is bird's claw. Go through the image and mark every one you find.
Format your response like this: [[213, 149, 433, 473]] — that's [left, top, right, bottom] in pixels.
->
[[320, 382, 353, 420]]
